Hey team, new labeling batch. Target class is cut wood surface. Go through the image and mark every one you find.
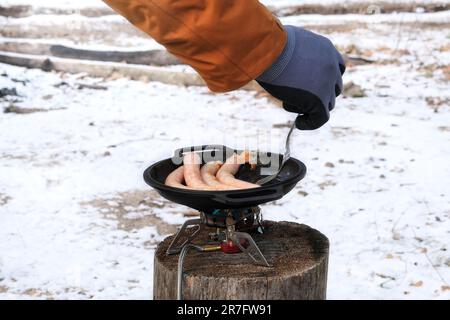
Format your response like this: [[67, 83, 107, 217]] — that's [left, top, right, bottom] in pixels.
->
[[154, 220, 329, 300]]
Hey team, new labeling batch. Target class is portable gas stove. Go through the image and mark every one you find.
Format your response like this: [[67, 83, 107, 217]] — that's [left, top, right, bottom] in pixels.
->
[[143, 145, 307, 299], [166, 206, 270, 267]]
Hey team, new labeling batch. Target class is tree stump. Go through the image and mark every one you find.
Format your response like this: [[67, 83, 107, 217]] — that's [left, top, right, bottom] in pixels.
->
[[154, 220, 329, 300]]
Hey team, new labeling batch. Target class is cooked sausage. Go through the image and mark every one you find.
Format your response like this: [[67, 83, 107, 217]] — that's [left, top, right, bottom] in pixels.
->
[[200, 161, 237, 190], [165, 151, 259, 190], [183, 152, 216, 190], [165, 165, 190, 189], [216, 151, 260, 189]]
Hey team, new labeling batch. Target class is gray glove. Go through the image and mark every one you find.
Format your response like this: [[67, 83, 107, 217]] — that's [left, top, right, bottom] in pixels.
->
[[257, 25, 346, 130]]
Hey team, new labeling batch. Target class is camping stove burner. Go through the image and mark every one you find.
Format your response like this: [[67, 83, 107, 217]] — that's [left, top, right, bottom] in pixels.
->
[[166, 206, 270, 266], [202, 207, 262, 231], [168, 206, 271, 299]]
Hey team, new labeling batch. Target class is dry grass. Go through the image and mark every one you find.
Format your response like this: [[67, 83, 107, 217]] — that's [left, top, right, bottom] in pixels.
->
[[0, 193, 11, 206]]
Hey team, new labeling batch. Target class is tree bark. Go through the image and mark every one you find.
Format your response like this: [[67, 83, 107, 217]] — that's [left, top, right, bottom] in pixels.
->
[[154, 220, 329, 300]]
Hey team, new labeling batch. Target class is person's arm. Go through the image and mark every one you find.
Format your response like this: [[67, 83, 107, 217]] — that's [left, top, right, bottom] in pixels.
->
[[102, 0, 287, 92], [103, 0, 345, 130]]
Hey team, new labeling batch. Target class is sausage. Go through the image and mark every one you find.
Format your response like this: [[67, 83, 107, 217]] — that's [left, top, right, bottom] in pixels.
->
[[200, 161, 237, 190], [183, 152, 216, 190], [166, 151, 259, 190], [216, 151, 260, 189], [164, 165, 190, 189]]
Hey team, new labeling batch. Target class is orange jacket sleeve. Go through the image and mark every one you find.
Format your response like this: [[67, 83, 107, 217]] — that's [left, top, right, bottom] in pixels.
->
[[102, 0, 287, 92]]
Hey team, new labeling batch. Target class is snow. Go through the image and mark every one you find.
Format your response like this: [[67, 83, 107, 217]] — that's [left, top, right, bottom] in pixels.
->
[[0, 0, 110, 9], [1, 0, 448, 8], [0, 0, 449, 300], [282, 9, 450, 24], [262, 0, 450, 4], [0, 37, 163, 52], [1, 60, 449, 299]]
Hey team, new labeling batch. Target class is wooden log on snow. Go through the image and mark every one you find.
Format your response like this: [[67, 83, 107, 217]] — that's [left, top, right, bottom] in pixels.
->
[[0, 42, 181, 66], [154, 220, 329, 300], [0, 50, 203, 85], [0, 51, 262, 91], [0, 41, 373, 67], [49, 45, 181, 66]]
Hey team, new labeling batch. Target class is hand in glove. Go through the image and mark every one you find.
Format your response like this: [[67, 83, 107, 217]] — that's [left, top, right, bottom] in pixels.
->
[[257, 25, 346, 130]]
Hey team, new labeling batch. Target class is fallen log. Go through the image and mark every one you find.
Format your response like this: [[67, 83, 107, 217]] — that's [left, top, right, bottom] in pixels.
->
[[49, 45, 180, 66], [0, 41, 180, 66], [0, 51, 261, 91]]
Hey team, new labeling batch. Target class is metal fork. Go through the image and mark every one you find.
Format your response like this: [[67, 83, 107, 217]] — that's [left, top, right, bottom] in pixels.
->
[[256, 121, 296, 185]]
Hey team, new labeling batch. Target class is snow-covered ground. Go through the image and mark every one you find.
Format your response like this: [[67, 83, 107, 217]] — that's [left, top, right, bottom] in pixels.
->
[[2, 0, 449, 8], [0, 0, 449, 300]]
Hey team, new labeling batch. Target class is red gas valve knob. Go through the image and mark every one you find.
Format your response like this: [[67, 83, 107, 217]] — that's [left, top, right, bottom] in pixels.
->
[[220, 239, 249, 254]]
